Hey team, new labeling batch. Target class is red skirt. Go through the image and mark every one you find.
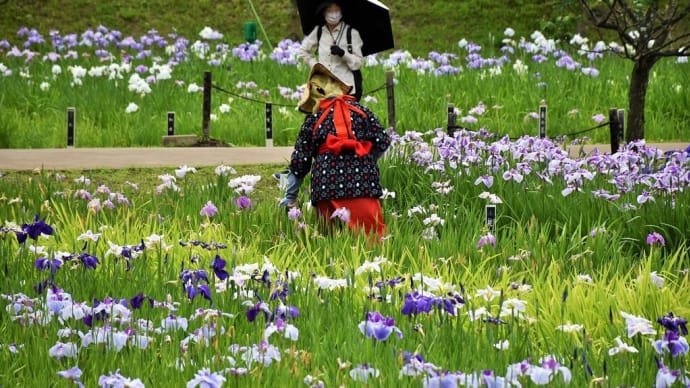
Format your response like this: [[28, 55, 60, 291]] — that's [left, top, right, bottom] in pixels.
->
[[315, 198, 386, 238]]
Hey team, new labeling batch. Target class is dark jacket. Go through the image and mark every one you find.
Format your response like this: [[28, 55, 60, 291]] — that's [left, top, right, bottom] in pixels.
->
[[289, 98, 390, 204]]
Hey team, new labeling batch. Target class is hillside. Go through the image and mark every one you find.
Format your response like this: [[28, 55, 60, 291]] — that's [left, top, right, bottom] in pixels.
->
[[0, 0, 579, 56]]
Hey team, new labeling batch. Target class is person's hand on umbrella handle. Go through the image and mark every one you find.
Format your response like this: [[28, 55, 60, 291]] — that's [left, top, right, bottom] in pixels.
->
[[330, 45, 345, 57]]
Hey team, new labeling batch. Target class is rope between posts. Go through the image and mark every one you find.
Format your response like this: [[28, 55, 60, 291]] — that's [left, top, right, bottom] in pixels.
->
[[561, 121, 609, 137], [448, 121, 611, 140], [212, 82, 388, 108]]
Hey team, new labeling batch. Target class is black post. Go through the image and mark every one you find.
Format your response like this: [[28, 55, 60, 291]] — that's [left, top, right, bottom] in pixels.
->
[[202, 71, 212, 142], [385, 71, 396, 133], [67, 107, 75, 147], [539, 100, 547, 139], [447, 103, 457, 135], [485, 204, 496, 233], [617, 109, 625, 146], [167, 112, 175, 136], [609, 108, 620, 154], [265, 102, 273, 147]]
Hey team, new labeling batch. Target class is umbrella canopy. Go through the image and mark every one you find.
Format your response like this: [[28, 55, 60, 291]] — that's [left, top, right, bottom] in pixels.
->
[[296, 0, 394, 56]]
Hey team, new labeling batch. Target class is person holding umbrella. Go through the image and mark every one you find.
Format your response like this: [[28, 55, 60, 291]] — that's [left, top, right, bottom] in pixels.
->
[[298, 0, 364, 101], [280, 63, 390, 239]]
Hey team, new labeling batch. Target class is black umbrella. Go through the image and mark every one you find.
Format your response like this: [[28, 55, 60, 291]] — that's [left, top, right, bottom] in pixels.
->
[[296, 0, 395, 56]]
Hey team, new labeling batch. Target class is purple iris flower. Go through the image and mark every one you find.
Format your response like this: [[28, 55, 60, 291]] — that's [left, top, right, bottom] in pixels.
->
[[78, 253, 99, 269], [57, 366, 85, 388], [402, 351, 425, 364], [658, 312, 688, 335], [200, 200, 219, 217], [653, 330, 690, 357], [401, 291, 434, 315], [129, 293, 145, 309], [187, 368, 226, 388], [186, 284, 212, 301], [276, 305, 300, 319], [358, 311, 403, 341], [375, 276, 405, 289], [646, 232, 666, 246], [270, 281, 289, 301], [21, 215, 54, 241], [210, 255, 228, 281], [35, 257, 63, 274], [82, 310, 108, 327], [235, 196, 253, 209], [246, 301, 270, 322], [180, 269, 209, 284]]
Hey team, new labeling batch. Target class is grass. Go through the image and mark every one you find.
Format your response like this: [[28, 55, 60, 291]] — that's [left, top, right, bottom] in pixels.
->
[[1, 130, 689, 386]]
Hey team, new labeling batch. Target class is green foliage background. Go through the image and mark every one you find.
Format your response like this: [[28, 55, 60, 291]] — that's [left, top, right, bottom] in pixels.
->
[[0, 0, 582, 56]]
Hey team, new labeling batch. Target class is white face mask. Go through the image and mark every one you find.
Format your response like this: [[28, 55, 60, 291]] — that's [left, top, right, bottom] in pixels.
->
[[325, 11, 342, 25]]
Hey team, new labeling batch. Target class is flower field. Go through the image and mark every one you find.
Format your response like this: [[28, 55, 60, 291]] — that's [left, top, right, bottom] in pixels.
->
[[1, 25, 690, 387], [0, 25, 688, 148], [2, 128, 690, 386]]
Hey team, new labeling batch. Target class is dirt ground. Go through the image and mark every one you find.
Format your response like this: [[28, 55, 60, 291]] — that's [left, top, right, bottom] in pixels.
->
[[1, 143, 687, 171]]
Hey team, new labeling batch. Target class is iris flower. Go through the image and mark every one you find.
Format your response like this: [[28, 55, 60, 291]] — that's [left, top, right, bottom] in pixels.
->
[[57, 366, 84, 388], [653, 330, 690, 357], [77, 253, 99, 269], [199, 201, 218, 217], [210, 255, 228, 280], [186, 284, 212, 301], [187, 368, 226, 388], [477, 233, 496, 248], [358, 311, 403, 341], [658, 312, 688, 335], [349, 364, 380, 383], [331, 207, 350, 223], [35, 257, 63, 274], [19, 215, 54, 242], [646, 232, 666, 246], [235, 196, 253, 209], [98, 370, 145, 388]]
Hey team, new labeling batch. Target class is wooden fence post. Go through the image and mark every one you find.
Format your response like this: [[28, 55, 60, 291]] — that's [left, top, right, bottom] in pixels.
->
[[265, 102, 273, 147], [539, 100, 547, 139], [609, 108, 621, 154], [617, 109, 625, 146], [447, 103, 456, 135], [202, 71, 212, 142], [167, 112, 175, 136], [66, 107, 75, 147], [385, 71, 396, 133]]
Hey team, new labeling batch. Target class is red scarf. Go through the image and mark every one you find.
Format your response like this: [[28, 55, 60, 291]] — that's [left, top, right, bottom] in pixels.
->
[[314, 95, 372, 157]]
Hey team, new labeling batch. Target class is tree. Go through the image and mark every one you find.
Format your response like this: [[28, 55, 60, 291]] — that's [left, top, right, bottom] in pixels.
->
[[577, 0, 690, 142]]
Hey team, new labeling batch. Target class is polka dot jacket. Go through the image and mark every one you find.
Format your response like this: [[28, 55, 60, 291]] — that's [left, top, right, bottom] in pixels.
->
[[289, 99, 391, 205]]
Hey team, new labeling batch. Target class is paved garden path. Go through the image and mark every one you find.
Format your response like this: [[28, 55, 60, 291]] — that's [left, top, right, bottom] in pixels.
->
[[1, 143, 688, 171]]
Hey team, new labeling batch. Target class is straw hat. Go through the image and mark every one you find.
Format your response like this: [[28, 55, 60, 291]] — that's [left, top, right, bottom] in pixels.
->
[[298, 63, 353, 113]]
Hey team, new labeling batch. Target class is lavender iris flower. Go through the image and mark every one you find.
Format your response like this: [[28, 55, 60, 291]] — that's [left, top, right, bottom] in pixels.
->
[[235, 196, 253, 209], [358, 311, 403, 341], [646, 232, 666, 246], [187, 368, 226, 388], [653, 330, 690, 357], [200, 200, 218, 217]]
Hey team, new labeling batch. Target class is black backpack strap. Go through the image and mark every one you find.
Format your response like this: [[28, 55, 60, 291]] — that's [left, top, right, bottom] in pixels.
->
[[317, 25, 322, 45], [346, 26, 353, 53]]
